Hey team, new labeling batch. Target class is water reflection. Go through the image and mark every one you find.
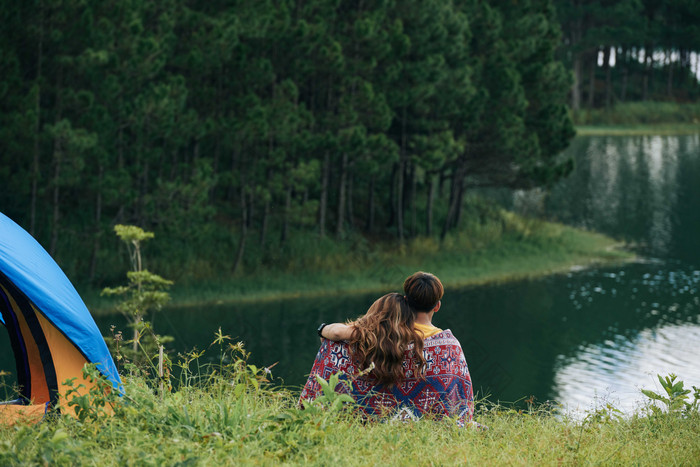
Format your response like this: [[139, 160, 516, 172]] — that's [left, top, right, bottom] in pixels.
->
[[545, 134, 700, 414], [554, 322, 700, 415], [548, 135, 697, 262]]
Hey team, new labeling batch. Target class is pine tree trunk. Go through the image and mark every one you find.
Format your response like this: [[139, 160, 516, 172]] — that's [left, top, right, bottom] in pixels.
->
[[212, 71, 222, 191], [165, 148, 173, 181], [247, 183, 254, 229], [620, 48, 629, 102], [262, 126, 274, 245], [679, 49, 690, 87], [49, 142, 62, 257], [117, 126, 125, 223], [259, 198, 270, 245], [666, 49, 674, 98], [441, 162, 466, 240], [603, 46, 612, 108], [318, 151, 329, 237], [454, 180, 465, 227], [397, 108, 407, 241], [409, 164, 417, 236], [280, 184, 291, 245], [30, 5, 44, 237], [570, 7, 583, 112], [643, 44, 653, 101], [49, 66, 64, 258], [138, 160, 149, 226], [441, 175, 459, 240], [347, 174, 353, 231], [572, 53, 582, 111], [438, 168, 446, 198], [336, 152, 348, 238], [89, 163, 104, 282], [366, 175, 375, 232], [387, 163, 397, 227], [426, 173, 436, 236], [587, 50, 597, 109], [233, 181, 248, 275]]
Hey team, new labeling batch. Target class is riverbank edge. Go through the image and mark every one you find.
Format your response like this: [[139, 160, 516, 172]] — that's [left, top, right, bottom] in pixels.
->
[[576, 123, 700, 136], [176, 245, 634, 309], [86, 221, 636, 314]]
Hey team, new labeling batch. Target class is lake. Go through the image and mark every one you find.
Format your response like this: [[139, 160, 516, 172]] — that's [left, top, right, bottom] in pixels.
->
[[2, 135, 700, 415]]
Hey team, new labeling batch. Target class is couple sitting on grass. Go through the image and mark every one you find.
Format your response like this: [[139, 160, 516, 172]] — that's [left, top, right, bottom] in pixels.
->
[[300, 271, 474, 426]]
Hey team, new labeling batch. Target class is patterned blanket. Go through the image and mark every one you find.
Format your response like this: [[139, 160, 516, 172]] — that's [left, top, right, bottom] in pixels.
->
[[300, 329, 473, 425]]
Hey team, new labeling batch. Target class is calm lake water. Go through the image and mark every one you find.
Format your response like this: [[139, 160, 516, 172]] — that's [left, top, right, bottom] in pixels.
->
[[2, 135, 699, 415]]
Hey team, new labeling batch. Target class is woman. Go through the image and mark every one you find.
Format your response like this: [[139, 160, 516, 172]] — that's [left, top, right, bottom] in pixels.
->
[[300, 272, 474, 425]]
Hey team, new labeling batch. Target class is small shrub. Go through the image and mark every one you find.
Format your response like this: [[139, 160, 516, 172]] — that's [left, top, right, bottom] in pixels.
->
[[641, 373, 700, 417], [62, 364, 121, 423]]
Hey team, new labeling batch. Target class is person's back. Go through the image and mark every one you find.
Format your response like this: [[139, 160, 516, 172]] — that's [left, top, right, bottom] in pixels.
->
[[301, 272, 474, 425], [300, 327, 473, 424]]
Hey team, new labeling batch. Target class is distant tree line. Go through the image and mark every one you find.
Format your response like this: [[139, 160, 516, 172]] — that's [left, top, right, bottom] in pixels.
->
[[555, 0, 700, 110], [0, 0, 574, 283]]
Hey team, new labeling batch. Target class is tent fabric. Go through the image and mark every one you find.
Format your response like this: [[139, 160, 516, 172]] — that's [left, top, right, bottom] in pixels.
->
[[0, 403, 48, 426], [0, 212, 122, 398], [0, 282, 53, 403]]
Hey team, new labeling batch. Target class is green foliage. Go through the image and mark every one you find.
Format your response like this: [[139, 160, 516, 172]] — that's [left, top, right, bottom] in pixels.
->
[[0, 0, 576, 285], [555, 0, 700, 110], [301, 373, 356, 413], [583, 402, 624, 425], [101, 224, 173, 364], [62, 364, 121, 423], [641, 373, 700, 417], [101, 226, 172, 322]]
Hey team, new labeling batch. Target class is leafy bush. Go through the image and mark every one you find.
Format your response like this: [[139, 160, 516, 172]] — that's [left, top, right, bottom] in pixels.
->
[[641, 373, 700, 417]]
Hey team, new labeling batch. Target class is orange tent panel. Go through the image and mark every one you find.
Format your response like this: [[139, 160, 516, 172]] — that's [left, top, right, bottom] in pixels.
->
[[35, 308, 102, 417], [0, 403, 47, 426], [0, 283, 50, 404]]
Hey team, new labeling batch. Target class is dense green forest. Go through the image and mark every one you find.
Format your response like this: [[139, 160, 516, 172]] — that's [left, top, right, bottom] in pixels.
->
[[0, 0, 575, 285], [555, 0, 700, 110], [0, 0, 698, 287]]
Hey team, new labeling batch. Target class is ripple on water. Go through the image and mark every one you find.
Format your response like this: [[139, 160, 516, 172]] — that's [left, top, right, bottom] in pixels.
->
[[553, 322, 700, 417]]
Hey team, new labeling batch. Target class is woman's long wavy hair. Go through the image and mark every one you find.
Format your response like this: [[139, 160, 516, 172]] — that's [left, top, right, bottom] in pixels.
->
[[349, 293, 427, 386]]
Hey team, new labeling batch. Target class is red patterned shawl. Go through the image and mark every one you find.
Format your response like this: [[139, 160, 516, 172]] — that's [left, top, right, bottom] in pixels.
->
[[300, 330, 474, 425]]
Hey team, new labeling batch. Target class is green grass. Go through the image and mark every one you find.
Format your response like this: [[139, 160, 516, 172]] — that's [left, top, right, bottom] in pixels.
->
[[573, 101, 700, 135], [84, 208, 634, 313], [577, 123, 700, 136], [1, 344, 697, 466]]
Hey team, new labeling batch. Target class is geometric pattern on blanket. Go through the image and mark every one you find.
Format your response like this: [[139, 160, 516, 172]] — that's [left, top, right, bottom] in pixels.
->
[[300, 329, 473, 426]]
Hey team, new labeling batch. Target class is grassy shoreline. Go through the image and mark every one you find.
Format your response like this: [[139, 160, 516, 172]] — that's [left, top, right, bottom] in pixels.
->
[[85, 217, 635, 314], [572, 101, 700, 135], [2, 354, 697, 465], [576, 123, 700, 136]]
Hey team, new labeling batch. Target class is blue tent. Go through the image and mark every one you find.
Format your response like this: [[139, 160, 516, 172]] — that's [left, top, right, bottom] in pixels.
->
[[0, 212, 121, 423]]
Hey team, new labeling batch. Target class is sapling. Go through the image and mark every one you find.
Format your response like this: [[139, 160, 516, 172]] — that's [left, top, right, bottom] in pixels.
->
[[101, 225, 173, 364]]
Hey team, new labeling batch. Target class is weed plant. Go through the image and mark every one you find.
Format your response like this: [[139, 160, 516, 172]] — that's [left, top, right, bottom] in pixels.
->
[[1, 335, 698, 466]]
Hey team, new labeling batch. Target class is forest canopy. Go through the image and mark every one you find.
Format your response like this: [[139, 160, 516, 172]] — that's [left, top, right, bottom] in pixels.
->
[[1, 0, 697, 285], [555, 0, 700, 109]]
